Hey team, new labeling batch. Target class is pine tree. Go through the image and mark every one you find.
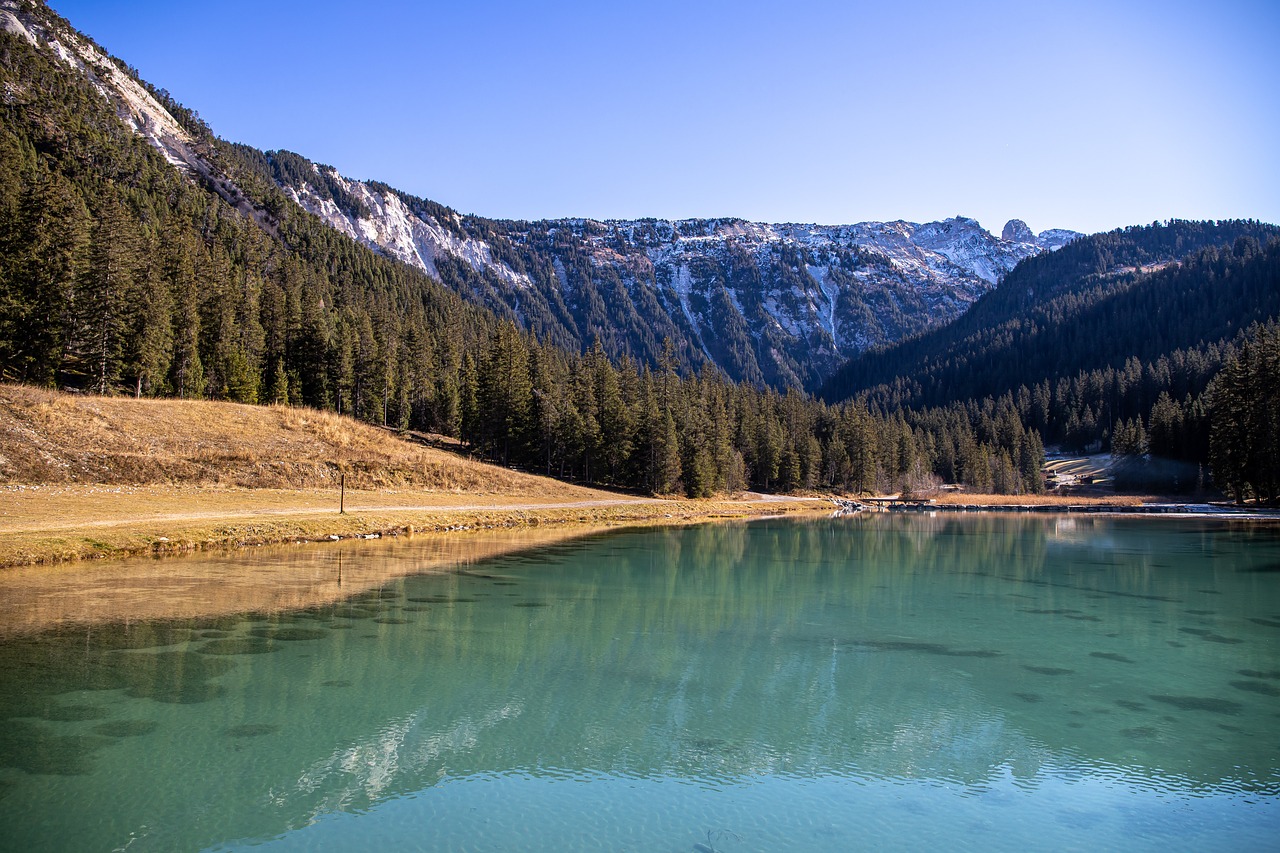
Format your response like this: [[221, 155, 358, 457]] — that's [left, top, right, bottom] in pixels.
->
[[168, 235, 205, 399], [477, 321, 532, 466], [0, 169, 88, 384], [268, 358, 289, 405], [73, 194, 139, 394], [1210, 324, 1280, 502], [125, 241, 174, 397]]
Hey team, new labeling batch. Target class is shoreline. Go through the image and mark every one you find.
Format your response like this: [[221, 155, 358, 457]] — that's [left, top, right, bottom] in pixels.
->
[[0, 485, 833, 570], [2, 489, 1276, 637], [845, 498, 1280, 520], [4, 484, 1277, 572]]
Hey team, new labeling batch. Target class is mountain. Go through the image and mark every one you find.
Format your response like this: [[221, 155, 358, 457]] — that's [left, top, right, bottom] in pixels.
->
[[817, 220, 1280, 484], [819, 219, 1280, 410], [9, 0, 1276, 500], [272, 155, 1081, 388], [1, 0, 1080, 390]]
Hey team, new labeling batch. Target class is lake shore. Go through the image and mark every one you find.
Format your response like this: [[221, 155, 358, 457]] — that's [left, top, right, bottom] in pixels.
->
[[8, 482, 1269, 572], [0, 483, 833, 569]]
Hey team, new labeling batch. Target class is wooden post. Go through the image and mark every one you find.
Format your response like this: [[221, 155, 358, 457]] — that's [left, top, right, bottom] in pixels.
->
[[340, 473, 345, 514]]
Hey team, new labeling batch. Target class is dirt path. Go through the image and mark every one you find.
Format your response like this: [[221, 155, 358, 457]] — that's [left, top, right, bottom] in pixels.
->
[[0, 495, 662, 532], [0, 484, 832, 568]]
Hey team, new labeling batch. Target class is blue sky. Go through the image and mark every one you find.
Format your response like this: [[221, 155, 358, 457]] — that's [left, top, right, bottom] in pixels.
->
[[50, 0, 1280, 235]]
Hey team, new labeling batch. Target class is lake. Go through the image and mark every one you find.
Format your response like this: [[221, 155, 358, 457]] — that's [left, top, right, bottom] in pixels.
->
[[1, 514, 1278, 851]]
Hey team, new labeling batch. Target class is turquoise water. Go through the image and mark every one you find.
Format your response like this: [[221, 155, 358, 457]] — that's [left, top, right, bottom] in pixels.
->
[[1, 514, 1278, 852]]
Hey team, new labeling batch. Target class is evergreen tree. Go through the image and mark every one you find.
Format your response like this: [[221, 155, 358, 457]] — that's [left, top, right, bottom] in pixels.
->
[[72, 194, 138, 394], [124, 241, 174, 397], [1209, 324, 1280, 502], [0, 169, 87, 384]]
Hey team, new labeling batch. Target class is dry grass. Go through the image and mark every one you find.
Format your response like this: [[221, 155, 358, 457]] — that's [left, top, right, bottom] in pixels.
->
[[0, 384, 833, 569], [0, 489, 830, 569], [0, 384, 598, 495]]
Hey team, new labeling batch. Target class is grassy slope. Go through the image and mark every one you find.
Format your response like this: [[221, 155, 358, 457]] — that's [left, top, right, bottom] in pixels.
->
[[0, 385, 828, 567], [0, 384, 593, 493]]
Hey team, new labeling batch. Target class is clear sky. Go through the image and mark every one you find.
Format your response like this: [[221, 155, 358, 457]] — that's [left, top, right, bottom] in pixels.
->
[[49, 0, 1280, 235]]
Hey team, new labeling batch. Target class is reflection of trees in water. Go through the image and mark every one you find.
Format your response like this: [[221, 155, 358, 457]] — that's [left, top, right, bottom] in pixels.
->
[[1, 515, 1276, 849]]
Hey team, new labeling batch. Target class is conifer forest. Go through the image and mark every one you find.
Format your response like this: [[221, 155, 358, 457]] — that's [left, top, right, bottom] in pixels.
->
[[1, 16, 1277, 501]]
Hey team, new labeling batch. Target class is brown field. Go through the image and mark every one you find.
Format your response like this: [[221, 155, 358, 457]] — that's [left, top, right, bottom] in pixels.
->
[[0, 385, 829, 568], [0, 383, 597, 493]]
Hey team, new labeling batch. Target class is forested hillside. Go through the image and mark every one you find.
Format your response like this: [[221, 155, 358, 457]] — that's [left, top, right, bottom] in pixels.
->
[[0, 5, 1048, 497], [820, 220, 1278, 410], [261, 146, 1078, 389], [819, 222, 1280, 494], [3, 1, 1277, 501]]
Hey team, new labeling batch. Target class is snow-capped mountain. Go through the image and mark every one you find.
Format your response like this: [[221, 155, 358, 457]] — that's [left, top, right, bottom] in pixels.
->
[[285, 163, 1079, 386], [3, 0, 1081, 388]]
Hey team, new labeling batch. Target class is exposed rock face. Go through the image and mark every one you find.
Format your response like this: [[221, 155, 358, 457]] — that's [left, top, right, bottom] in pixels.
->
[[286, 168, 1082, 386], [6, 0, 1083, 389], [1002, 219, 1036, 243]]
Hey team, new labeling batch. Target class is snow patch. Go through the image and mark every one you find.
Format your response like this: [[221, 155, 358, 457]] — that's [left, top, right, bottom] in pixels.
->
[[669, 264, 714, 361], [286, 170, 534, 290], [807, 264, 839, 348]]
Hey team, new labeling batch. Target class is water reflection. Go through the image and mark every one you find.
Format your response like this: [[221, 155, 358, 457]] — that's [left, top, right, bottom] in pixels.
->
[[0, 526, 611, 636], [0, 515, 1277, 852]]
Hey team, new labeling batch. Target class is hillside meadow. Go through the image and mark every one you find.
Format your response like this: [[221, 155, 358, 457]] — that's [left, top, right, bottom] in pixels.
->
[[0, 385, 829, 567]]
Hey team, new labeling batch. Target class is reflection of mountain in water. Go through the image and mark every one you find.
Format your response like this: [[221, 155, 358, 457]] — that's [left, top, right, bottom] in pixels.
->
[[1, 516, 1277, 850]]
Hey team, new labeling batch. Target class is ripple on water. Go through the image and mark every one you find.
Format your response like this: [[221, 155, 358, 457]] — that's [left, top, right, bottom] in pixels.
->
[[1229, 680, 1280, 697], [94, 720, 159, 738], [249, 627, 327, 642], [321, 680, 352, 688], [0, 720, 110, 775], [854, 640, 1002, 658], [1179, 628, 1244, 644], [225, 724, 280, 738], [189, 616, 243, 631], [1090, 652, 1134, 663], [1148, 695, 1243, 714], [36, 703, 109, 722], [334, 608, 382, 619], [198, 638, 277, 656], [1120, 726, 1159, 739], [41, 624, 197, 651], [123, 651, 236, 704], [1023, 666, 1075, 676], [349, 591, 400, 603]]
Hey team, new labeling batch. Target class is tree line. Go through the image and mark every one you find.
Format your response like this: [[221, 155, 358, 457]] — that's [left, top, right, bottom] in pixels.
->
[[4, 20, 1276, 500], [0, 23, 1045, 497]]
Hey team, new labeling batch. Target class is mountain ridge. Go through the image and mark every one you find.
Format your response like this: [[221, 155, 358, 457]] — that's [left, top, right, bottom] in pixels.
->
[[279, 154, 1082, 387], [4, 0, 1277, 501], [2, 0, 1080, 388]]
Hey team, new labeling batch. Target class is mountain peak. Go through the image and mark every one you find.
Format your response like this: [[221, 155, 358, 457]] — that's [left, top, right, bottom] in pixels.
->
[[1001, 219, 1036, 243]]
